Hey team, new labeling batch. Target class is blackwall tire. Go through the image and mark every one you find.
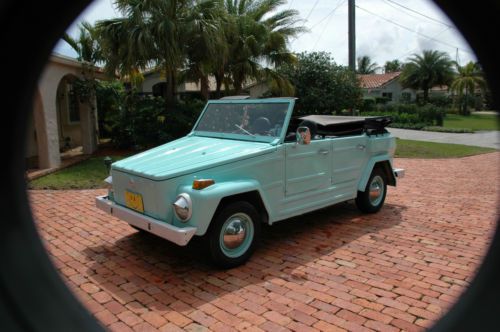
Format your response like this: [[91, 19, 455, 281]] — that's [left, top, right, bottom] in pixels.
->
[[355, 168, 387, 213], [207, 201, 261, 269]]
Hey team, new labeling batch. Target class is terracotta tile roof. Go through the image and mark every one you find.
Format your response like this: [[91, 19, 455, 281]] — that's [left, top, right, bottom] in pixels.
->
[[358, 71, 402, 89]]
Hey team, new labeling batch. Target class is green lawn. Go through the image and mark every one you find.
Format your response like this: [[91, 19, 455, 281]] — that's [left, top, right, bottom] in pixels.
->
[[443, 113, 499, 131], [395, 139, 497, 158], [29, 156, 126, 190]]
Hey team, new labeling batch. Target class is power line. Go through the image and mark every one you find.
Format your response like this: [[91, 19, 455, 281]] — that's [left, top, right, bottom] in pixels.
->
[[287, 0, 294, 10], [381, 0, 452, 30], [356, 5, 473, 55], [313, 0, 346, 50], [304, 0, 321, 22], [291, 0, 338, 47], [384, 0, 455, 29], [309, 0, 345, 30], [397, 26, 451, 59]]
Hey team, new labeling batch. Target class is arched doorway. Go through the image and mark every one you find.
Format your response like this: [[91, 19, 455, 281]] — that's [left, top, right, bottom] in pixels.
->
[[56, 74, 83, 153]]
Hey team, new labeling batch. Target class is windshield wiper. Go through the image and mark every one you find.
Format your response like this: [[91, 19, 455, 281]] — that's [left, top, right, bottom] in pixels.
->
[[234, 124, 255, 137]]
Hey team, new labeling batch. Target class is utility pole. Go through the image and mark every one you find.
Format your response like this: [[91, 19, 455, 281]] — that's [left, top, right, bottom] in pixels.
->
[[348, 0, 356, 71]]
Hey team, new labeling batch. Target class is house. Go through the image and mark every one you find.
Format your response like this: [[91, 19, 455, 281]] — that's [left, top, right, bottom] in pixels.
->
[[358, 72, 416, 103], [27, 53, 107, 170], [139, 70, 224, 99]]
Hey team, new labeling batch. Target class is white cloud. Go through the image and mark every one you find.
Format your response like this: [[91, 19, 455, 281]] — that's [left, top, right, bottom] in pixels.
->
[[53, 0, 476, 66]]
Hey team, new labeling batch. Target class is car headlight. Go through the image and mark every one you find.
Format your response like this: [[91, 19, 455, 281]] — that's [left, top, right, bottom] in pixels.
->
[[172, 193, 192, 222]]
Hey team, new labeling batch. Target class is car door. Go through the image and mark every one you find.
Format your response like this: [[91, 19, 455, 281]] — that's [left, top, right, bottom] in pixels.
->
[[284, 139, 331, 197], [330, 135, 369, 198]]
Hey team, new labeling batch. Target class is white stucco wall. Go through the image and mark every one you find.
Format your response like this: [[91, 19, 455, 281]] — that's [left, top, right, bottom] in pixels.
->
[[33, 55, 99, 169], [141, 72, 220, 94], [140, 72, 164, 93], [363, 80, 416, 103]]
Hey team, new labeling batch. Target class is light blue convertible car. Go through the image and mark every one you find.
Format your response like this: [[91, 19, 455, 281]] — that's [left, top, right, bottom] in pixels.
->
[[96, 97, 404, 268]]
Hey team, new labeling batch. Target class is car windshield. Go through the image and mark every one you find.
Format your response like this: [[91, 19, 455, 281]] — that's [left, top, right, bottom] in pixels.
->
[[194, 102, 290, 142]]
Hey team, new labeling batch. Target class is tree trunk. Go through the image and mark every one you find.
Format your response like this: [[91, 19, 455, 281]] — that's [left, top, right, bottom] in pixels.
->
[[164, 66, 177, 107], [423, 89, 429, 103], [464, 88, 469, 115], [214, 69, 223, 98], [200, 75, 209, 101], [233, 78, 243, 95]]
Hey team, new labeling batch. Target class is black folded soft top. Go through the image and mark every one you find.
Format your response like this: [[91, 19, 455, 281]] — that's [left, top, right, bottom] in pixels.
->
[[291, 115, 392, 137]]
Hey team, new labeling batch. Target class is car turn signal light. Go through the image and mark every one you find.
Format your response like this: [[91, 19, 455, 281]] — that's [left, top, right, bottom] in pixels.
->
[[192, 179, 215, 190]]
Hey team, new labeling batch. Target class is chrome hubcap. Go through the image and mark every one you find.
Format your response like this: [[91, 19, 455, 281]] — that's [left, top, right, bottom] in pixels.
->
[[220, 213, 253, 258], [223, 218, 246, 249], [369, 175, 384, 206]]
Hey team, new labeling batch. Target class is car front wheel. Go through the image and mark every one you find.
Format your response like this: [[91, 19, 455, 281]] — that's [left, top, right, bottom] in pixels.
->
[[207, 201, 261, 269], [355, 168, 387, 213]]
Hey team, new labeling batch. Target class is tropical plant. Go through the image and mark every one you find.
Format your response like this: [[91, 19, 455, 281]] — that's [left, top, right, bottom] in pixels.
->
[[356, 55, 379, 74], [63, 20, 104, 131], [63, 21, 102, 64], [450, 61, 486, 115], [96, 0, 197, 105], [279, 52, 362, 115], [223, 0, 305, 94], [182, 0, 226, 100], [384, 59, 403, 73], [399, 50, 455, 103]]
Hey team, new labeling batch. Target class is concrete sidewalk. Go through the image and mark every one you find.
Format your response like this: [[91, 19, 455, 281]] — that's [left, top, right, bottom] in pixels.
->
[[388, 128, 500, 149]]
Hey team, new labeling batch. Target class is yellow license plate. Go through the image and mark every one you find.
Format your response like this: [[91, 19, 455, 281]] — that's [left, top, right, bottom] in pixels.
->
[[125, 191, 144, 213]]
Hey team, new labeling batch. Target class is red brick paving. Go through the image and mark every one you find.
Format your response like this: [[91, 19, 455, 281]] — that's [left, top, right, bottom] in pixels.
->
[[30, 153, 499, 331]]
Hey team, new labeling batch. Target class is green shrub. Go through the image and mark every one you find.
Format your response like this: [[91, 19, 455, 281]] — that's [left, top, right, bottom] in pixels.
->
[[361, 97, 376, 113], [108, 93, 204, 149], [428, 95, 453, 108], [388, 122, 428, 130], [375, 96, 391, 104], [362, 103, 445, 127]]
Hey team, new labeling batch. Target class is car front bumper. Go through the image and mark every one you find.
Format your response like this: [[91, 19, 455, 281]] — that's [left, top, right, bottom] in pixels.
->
[[95, 195, 197, 246], [394, 168, 405, 178]]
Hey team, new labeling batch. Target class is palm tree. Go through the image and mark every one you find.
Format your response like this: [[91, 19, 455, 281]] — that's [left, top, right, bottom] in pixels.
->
[[384, 59, 403, 73], [223, 0, 305, 94], [451, 61, 486, 115], [356, 55, 379, 74], [63, 21, 103, 64], [183, 0, 227, 100], [96, 0, 194, 105], [400, 50, 455, 103]]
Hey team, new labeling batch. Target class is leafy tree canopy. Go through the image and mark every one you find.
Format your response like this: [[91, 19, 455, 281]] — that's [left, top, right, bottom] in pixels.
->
[[384, 59, 403, 73], [279, 52, 362, 115], [400, 50, 455, 102]]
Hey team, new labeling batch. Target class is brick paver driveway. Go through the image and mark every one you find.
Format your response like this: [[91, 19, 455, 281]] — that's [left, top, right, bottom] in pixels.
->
[[30, 153, 499, 332]]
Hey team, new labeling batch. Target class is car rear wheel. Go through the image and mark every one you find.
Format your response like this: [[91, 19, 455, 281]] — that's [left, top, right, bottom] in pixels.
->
[[355, 168, 387, 213], [207, 201, 261, 268]]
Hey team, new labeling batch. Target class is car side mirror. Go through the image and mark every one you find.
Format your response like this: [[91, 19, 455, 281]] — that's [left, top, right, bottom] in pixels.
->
[[296, 126, 311, 145]]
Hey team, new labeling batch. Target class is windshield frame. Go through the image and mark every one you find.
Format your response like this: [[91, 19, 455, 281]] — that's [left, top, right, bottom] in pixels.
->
[[190, 99, 296, 144]]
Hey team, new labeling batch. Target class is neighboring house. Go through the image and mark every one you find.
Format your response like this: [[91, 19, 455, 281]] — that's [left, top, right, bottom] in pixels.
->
[[139, 68, 272, 99], [27, 53, 107, 170], [243, 81, 270, 98], [139, 70, 224, 98], [358, 72, 416, 103]]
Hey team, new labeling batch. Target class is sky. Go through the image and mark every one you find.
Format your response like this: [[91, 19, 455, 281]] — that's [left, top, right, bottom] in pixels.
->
[[53, 0, 476, 70]]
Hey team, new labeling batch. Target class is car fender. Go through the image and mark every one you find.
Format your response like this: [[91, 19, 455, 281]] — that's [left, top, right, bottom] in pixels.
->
[[357, 155, 396, 192], [174, 179, 268, 236]]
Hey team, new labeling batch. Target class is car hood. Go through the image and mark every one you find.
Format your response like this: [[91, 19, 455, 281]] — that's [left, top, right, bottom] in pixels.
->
[[112, 136, 274, 181]]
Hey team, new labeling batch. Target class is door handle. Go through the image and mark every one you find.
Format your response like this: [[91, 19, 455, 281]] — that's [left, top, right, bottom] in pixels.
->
[[318, 149, 329, 155], [357, 144, 366, 150]]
